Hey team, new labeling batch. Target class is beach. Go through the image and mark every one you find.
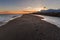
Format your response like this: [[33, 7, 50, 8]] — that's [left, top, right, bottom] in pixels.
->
[[0, 14, 22, 26], [33, 14, 60, 28], [0, 14, 60, 40]]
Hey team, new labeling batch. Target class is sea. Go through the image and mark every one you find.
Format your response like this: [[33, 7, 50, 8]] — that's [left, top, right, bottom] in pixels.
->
[[0, 14, 22, 26], [34, 14, 60, 28]]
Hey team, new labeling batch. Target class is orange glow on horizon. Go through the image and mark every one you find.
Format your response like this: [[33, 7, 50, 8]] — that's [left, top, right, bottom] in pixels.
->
[[0, 7, 45, 14], [0, 10, 37, 14]]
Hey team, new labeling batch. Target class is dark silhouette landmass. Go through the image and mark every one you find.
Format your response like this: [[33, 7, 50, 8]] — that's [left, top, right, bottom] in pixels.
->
[[33, 9, 60, 17], [0, 14, 60, 40]]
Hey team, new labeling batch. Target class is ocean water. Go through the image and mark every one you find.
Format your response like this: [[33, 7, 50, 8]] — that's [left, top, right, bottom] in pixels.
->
[[34, 14, 60, 28], [0, 14, 22, 26]]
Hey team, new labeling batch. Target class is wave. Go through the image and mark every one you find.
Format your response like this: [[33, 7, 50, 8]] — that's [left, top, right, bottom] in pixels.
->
[[0, 14, 22, 27], [34, 14, 60, 28]]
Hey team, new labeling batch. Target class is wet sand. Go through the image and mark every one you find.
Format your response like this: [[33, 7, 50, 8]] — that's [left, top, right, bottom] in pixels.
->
[[0, 14, 60, 40]]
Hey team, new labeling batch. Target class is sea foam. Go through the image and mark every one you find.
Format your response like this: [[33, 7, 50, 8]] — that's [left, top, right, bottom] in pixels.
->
[[34, 14, 60, 28], [0, 14, 22, 26]]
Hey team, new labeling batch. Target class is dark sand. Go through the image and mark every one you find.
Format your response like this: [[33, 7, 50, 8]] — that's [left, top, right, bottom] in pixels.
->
[[0, 14, 60, 40]]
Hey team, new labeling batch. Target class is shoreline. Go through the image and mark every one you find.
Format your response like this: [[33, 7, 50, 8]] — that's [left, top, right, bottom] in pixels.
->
[[0, 14, 23, 27], [33, 14, 60, 28], [0, 14, 60, 40]]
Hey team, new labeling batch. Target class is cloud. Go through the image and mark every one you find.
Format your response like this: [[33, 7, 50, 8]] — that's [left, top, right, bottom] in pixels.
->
[[23, 7, 32, 10]]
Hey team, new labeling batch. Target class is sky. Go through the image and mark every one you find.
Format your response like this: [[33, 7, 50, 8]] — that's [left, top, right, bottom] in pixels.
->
[[0, 0, 60, 12]]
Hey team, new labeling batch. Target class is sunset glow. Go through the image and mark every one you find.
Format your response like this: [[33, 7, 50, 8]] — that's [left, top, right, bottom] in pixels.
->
[[0, 7, 43, 14], [0, 0, 60, 14]]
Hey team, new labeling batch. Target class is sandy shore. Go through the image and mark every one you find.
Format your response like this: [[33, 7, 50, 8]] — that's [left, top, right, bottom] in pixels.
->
[[0, 14, 60, 40]]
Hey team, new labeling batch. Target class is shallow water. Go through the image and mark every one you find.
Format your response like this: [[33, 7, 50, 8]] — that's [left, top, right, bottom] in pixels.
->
[[0, 14, 22, 26], [34, 14, 60, 28]]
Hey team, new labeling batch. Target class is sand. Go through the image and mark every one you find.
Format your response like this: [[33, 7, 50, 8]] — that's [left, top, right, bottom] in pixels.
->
[[0, 14, 60, 40]]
